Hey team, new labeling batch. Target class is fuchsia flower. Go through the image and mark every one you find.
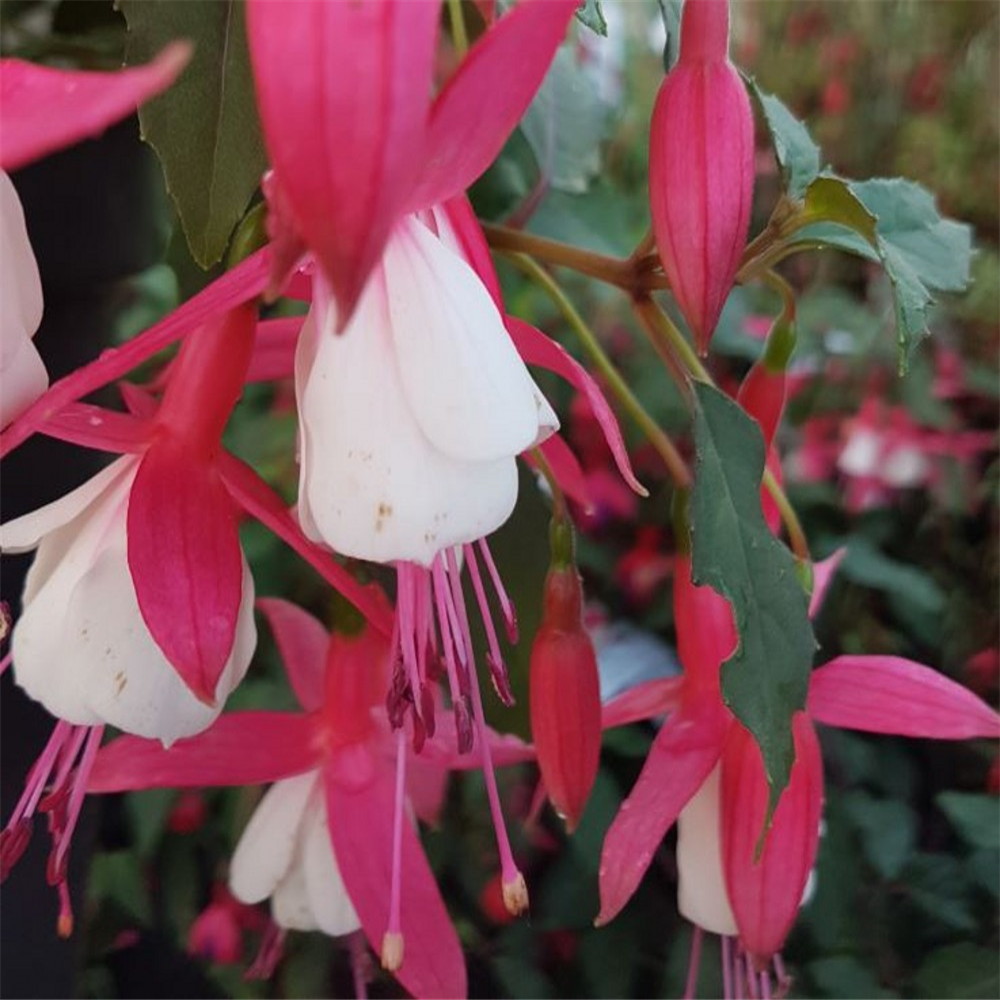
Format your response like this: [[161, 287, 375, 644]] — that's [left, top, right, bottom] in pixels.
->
[[246, 0, 579, 321], [0, 45, 189, 428], [597, 552, 1000, 979], [89, 593, 533, 999], [649, 0, 754, 354]]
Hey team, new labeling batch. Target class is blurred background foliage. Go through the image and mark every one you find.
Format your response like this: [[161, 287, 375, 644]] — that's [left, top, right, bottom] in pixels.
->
[[0, 1, 997, 997]]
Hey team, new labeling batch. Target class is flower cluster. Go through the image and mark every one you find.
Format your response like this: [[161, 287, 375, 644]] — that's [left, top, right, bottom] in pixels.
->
[[1, 2, 995, 998]]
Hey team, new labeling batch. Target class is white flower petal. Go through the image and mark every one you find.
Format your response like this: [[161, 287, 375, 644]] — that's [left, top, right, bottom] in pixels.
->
[[0, 328, 47, 429], [838, 428, 881, 478], [0, 171, 43, 343], [297, 287, 518, 566], [676, 766, 738, 936], [230, 772, 318, 905], [0, 456, 135, 555], [11, 455, 256, 743], [302, 796, 361, 936], [384, 216, 542, 463]]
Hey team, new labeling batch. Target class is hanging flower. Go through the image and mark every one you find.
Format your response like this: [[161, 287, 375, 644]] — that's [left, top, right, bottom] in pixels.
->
[[649, 0, 754, 354]]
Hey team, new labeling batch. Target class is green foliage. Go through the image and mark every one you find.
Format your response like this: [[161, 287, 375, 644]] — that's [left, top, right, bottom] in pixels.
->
[[574, 0, 607, 37], [936, 792, 1000, 850], [690, 383, 815, 808], [118, 0, 267, 267], [750, 79, 822, 199]]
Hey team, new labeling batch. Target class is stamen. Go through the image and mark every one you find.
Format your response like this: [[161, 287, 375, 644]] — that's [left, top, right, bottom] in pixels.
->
[[431, 561, 473, 753], [244, 922, 285, 980], [684, 925, 704, 999], [56, 880, 73, 938], [721, 936, 734, 1000], [475, 539, 518, 643], [383, 729, 407, 972], [463, 545, 514, 706], [349, 931, 371, 1000], [0, 650, 11, 676], [760, 970, 772, 1000]]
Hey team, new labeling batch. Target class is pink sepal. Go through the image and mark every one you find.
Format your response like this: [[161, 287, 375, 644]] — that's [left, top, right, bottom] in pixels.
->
[[1, 247, 272, 459], [88, 712, 319, 792], [256, 598, 328, 713], [0, 44, 190, 171], [421, 718, 535, 771], [527, 434, 593, 510], [407, 0, 577, 213], [219, 453, 394, 637], [246, 0, 439, 326], [39, 403, 152, 454], [808, 549, 846, 618], [601, 676, 685, 730], [506, 316, 645, 496], [128, 439, 243, 704], [596, 702, 728, 925], [808, 656, 1000, 740], [324, 760, 467, 1000], [247, 318, 301, 383], [722, 714, 823, 959]]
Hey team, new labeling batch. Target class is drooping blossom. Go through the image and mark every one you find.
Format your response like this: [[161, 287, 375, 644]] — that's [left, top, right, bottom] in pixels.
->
[[245, 0, 579, 321], [649, 0, 754, 354], [89, 594, 534, 999], [0, 45, 189, 428], [597, 552, 1000, 988]]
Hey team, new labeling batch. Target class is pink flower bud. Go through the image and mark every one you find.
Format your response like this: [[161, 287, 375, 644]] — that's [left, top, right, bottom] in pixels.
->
[[649, 0, 754, 354], [529, 563, 601, 832]]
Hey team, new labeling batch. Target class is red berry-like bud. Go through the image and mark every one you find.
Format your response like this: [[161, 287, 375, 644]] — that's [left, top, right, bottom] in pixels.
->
[[529, 562, 601, 833], [649, 0, 754, 355]]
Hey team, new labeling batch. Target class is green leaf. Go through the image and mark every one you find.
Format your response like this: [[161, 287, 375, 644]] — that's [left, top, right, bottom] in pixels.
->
[[808, 956, 897, 999], [118, 0, 267, 268], [88, 851, 152, 924], [936, 791, 1000, 850], [574, 0, 607, 36], [799, 175, 878, 245], [793, 176, 973, 364], [912, 944, 1000, 1000], [521, 47, 610, 195], [690, 382, 815, 809], [749, 80, 821, 200], [656, 0, 683, 73]]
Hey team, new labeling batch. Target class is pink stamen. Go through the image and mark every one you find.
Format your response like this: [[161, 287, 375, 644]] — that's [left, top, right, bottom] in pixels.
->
[[475, 539, 518, 643], [721, 936, 734, 1000], [745, 951, 759, 1000], [51, 725, 103, 878], [387, 728, 407, 940], [684, 925, 704, 999], [760, 970, 772, 1000], [6, 721, 71, 833], [349, 931, 371, 1000], [244, 922, 286, 980], [0, 650, 11, 676], [431, 561, 473, 753], [463, 545, 514, 706]]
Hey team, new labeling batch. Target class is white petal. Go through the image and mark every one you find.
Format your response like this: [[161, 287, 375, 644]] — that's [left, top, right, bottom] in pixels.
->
[[881, 446, 930, 488], [297, 288, 518, 566], [384, 216, 541, 463], [12, 473, 256, 742], [1, 456, 135, 554], [837, 428, 881, 478], [230, 772, 318, 905], [0, 328, 47, 428], [676, 766, 738, 936], [302, 795, 361, 936], [271, 848, 316, 931], [0, 170, 43, 343]]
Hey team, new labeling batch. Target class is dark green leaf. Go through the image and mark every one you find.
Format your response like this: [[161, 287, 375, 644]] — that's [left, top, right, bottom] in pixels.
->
[[690, 382, 814, 808], [574, 0, 607, 37], [521, 47, 610, 195], [657, 0, 683, 73], [936, 791, 1000, 850], [905, 852, 977, 932], [118, 0, 267, 267], [839, 538, 945, 621], [912, 943, 1000, 1000], [808, 956, 897, 999], [749, 80, 821, 200], [88, 850, 152, 924]]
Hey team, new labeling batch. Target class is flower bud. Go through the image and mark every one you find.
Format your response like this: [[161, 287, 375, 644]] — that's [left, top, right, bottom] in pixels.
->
[[649, 0, 754, 354], [529, 539, 601, 832]]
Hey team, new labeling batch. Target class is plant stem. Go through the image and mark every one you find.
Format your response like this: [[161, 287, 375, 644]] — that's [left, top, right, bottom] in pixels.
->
[[633, 296, 810, 561], [530, 446, 568, 521], [507, 252, 691, 489], [447, 0, 468, 57]]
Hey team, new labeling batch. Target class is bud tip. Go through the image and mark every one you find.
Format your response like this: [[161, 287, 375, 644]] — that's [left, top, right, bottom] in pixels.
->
[[502, 872, 530, 917]]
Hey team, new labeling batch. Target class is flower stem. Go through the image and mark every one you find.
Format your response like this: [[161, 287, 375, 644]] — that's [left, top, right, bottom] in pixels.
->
[[633, 297, 810, 561], [506, 253, 691, 489], [447, 0, 469, 57], [530, 446, 568, 520]]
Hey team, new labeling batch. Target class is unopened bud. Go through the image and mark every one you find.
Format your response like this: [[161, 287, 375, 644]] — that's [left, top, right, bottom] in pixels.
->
[[501, 872, 530, 917], [380, 931, 404, 972]]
